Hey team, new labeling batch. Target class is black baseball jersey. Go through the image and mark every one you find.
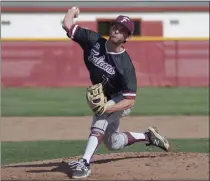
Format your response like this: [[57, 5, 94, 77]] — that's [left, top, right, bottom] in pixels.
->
[[67, 24, 137, 100]]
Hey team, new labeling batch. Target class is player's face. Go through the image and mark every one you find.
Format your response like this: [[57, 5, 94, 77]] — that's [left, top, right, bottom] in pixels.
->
[[109, 23, 130, 44]]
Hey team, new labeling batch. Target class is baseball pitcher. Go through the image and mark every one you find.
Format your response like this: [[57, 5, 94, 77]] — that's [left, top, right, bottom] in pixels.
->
[[62, 7, 170, 179]]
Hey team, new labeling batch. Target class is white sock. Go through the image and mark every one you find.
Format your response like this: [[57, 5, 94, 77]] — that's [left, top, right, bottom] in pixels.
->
[[82, 136, 98, 164], [129, 132, 147, 141]]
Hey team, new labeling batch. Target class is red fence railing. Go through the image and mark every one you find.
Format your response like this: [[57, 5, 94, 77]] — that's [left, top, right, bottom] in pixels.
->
[[1, 39, 209, 87]]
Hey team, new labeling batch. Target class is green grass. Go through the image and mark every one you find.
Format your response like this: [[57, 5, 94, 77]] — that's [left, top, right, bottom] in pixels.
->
[[1, 139, 209, 165], [1, 87, 209, 116]]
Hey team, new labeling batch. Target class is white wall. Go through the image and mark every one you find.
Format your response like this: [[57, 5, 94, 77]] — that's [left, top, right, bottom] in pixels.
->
[[1, 12, 209, 38]]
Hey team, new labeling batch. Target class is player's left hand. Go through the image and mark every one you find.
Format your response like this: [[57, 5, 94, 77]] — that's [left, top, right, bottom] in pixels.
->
[[86, 83, 107, 116]]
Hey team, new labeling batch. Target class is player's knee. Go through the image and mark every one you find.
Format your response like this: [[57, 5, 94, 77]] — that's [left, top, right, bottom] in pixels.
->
[[90, 128, 104, 142], [105, 133, 126, 151], [91, 127, 104, 135]]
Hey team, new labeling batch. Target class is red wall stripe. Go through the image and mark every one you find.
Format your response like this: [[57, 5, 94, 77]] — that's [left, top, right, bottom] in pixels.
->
[[1, 6, 209, 13]]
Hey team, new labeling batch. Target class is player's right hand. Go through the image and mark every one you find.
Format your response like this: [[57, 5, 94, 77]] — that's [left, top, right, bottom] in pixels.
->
[[70, 6, 80, 18]]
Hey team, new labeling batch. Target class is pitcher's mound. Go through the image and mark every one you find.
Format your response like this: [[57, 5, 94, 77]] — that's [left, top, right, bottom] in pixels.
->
[[1, 152, 209, 180]]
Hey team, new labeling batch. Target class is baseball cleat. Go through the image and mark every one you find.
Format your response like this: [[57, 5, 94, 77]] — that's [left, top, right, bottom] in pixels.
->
[[146, 126, 170, 152], [69, 158, 91, 179]]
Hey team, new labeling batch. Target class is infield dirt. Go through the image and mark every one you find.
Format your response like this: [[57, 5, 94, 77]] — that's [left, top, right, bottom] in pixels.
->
[[1, 116, 209, 180]]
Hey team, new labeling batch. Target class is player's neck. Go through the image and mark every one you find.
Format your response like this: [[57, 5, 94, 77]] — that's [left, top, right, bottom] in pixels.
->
[[106, 40, 124, 53]]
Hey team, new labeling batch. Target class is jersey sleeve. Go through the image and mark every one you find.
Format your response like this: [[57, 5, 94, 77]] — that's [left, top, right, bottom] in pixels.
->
[[66, 24, 100, 48], [121, 59, 137, 100]]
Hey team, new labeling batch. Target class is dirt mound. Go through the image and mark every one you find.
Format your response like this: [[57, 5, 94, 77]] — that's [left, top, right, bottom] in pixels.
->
[[1, 152, 209, 180]]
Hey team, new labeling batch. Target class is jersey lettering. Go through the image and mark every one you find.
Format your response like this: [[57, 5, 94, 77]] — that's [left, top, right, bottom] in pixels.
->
[[88, 49, 115, 75]]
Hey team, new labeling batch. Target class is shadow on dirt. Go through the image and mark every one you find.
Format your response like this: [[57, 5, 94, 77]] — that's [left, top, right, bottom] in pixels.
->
[[2, 153, 170, 178]]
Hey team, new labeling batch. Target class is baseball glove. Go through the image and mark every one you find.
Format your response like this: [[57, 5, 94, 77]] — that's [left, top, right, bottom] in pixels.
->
[[86, 83, 107, 115]]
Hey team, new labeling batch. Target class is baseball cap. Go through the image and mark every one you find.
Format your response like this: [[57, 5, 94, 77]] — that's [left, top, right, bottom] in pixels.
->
[[113, 15, 135, 35]]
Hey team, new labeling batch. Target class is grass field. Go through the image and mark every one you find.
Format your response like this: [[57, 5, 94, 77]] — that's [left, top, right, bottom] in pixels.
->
[[1, 87, 209, 165], [1, 87, 209, 116], [1, 138, 209, 165]]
